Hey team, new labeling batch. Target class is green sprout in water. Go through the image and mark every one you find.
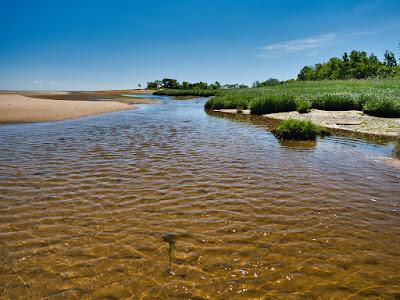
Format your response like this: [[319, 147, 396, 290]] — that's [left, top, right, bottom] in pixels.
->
[[162, 233, 177, 275]]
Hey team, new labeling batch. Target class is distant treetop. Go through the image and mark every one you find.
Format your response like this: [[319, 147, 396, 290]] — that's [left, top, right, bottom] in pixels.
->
[[146, 79, 248, 90], [297, 47, 400, 81]]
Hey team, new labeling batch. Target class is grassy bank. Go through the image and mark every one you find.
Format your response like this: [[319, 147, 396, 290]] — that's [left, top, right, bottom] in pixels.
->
[[153, 89, 218, 97], [205, 79, 400, 118]]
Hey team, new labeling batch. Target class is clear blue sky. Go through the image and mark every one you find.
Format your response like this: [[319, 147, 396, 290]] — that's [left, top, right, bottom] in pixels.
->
[[1, 0, 399, 90]]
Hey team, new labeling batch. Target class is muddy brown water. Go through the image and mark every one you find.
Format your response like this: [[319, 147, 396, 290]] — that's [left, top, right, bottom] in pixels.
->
[[0, 97, 399, 299]]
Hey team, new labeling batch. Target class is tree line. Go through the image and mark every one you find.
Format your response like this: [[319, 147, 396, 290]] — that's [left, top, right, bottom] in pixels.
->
[[146, 45, 400, 89], [297, 46, 400, 81], [147, 79, 218, 90], [146, 79, 251, 90], [145, 78, 288, 90]]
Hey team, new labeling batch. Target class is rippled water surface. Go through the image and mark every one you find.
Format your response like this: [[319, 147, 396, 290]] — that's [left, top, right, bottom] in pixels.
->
[[0, 97, 399, 299]]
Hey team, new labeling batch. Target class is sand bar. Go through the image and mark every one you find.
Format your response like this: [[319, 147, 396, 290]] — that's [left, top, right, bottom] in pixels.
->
[[0, 93, 134, 124], [214, 109, 400, 137]]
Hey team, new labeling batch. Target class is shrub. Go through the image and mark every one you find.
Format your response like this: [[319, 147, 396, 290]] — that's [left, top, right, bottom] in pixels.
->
[[272, 119, 330, 140], [249, 94, 296, 115], [363, 97, 400, 117], [295, 98, 311, 113]]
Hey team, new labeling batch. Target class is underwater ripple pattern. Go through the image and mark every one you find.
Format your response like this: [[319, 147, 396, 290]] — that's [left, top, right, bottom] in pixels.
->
[[0, 98, 400, 299]]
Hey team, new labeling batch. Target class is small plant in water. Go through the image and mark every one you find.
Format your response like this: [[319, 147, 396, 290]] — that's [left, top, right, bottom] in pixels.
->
[[162, 233, 177, 275], [272, 119, 330, 140]]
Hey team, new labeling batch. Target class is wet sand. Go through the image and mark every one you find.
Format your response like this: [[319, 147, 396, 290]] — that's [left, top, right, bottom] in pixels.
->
[[22, 90, 158, 104], [0, 93, 134, 124], [214, 109, 400, 137]]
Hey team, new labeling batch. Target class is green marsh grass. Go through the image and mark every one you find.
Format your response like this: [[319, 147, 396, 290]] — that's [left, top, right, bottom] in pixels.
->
[[272, 119, 330, 140], [309, 93, 362, 110], [363, 96, 400, 117], [249, 93, 296, 115], [295, 98, 311, 113], [204, 79, 400, 118]]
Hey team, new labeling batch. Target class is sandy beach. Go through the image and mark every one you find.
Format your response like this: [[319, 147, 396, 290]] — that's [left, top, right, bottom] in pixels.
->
[[0, 93, 134, 124]]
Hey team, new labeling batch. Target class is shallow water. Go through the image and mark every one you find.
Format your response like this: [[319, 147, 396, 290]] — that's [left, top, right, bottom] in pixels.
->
[[0, 97, 399, 299]]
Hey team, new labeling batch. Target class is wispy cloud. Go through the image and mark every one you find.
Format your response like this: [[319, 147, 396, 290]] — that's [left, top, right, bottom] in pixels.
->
[[346, 30, 376, 37], [32, 80, 62, 85], [262, 33, 338, 53], [258, 31, 374, 57]]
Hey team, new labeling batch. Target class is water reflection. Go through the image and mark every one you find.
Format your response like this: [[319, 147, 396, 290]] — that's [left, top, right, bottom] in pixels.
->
[[277, 139, 317, 150]]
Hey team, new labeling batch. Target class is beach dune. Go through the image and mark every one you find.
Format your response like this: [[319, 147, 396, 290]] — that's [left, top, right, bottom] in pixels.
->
[[0, 93, 133, 124]]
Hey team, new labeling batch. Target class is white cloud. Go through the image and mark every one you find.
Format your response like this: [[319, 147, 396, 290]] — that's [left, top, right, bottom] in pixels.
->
[[262, 33, 338, 54], [32, 80, 61, 85], [259, 31, 375, 57]]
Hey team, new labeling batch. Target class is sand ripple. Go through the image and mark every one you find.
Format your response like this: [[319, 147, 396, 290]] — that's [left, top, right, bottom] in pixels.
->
[[0, 98, 399, 298]]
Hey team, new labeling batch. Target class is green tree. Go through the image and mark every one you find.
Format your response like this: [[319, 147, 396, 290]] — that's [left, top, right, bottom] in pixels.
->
[[260, 78, 280, 86], [340, 52, 350, 79], [209, 81, 221, 89], [298, 66, 315, 81], [146, 81, 159, 89], [181, 81, 190, 89], [384, 50, 397, 68], [192, 82, 208, 89], [393, 65, 400, 78], [315, 63, 331, 80], [366, 53, 381, 78], [161, 78, 180, 89], [326, 57, 342, 79], [296, 49, 400, 80]]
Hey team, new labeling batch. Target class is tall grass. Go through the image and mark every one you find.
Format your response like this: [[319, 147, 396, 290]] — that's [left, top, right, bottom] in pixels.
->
[[295, 98, 311, 113], [363, 96, 400, 117], [309, 93, 363, 110], [249, 94, 296, 115], [272, 119, 330, 140], [205, 79, 400, 118]]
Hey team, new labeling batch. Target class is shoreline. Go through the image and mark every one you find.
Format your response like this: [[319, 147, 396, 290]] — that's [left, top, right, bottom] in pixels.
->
[[0, 93, 134, 125], [22, 90, 158, 104], [213, 109, 400, 138], [0, 90, 159, 125]]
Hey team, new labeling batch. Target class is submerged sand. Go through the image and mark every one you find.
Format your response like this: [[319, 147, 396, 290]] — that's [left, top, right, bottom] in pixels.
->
[[0, 93, 134, 124]]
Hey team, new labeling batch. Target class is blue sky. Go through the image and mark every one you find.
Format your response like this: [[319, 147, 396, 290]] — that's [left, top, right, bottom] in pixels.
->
[[1, 0, 399, 90]]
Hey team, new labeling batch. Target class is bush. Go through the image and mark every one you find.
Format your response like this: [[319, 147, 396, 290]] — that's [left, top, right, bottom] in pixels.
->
[[363, 97, 400, 117], [295, 98, 311, 113], [272, 119, 330, 140], [249, 94, 296, 115]]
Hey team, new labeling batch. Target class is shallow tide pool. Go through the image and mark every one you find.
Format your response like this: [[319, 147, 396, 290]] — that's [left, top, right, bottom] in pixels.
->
[[0, 97, 399, 299]]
